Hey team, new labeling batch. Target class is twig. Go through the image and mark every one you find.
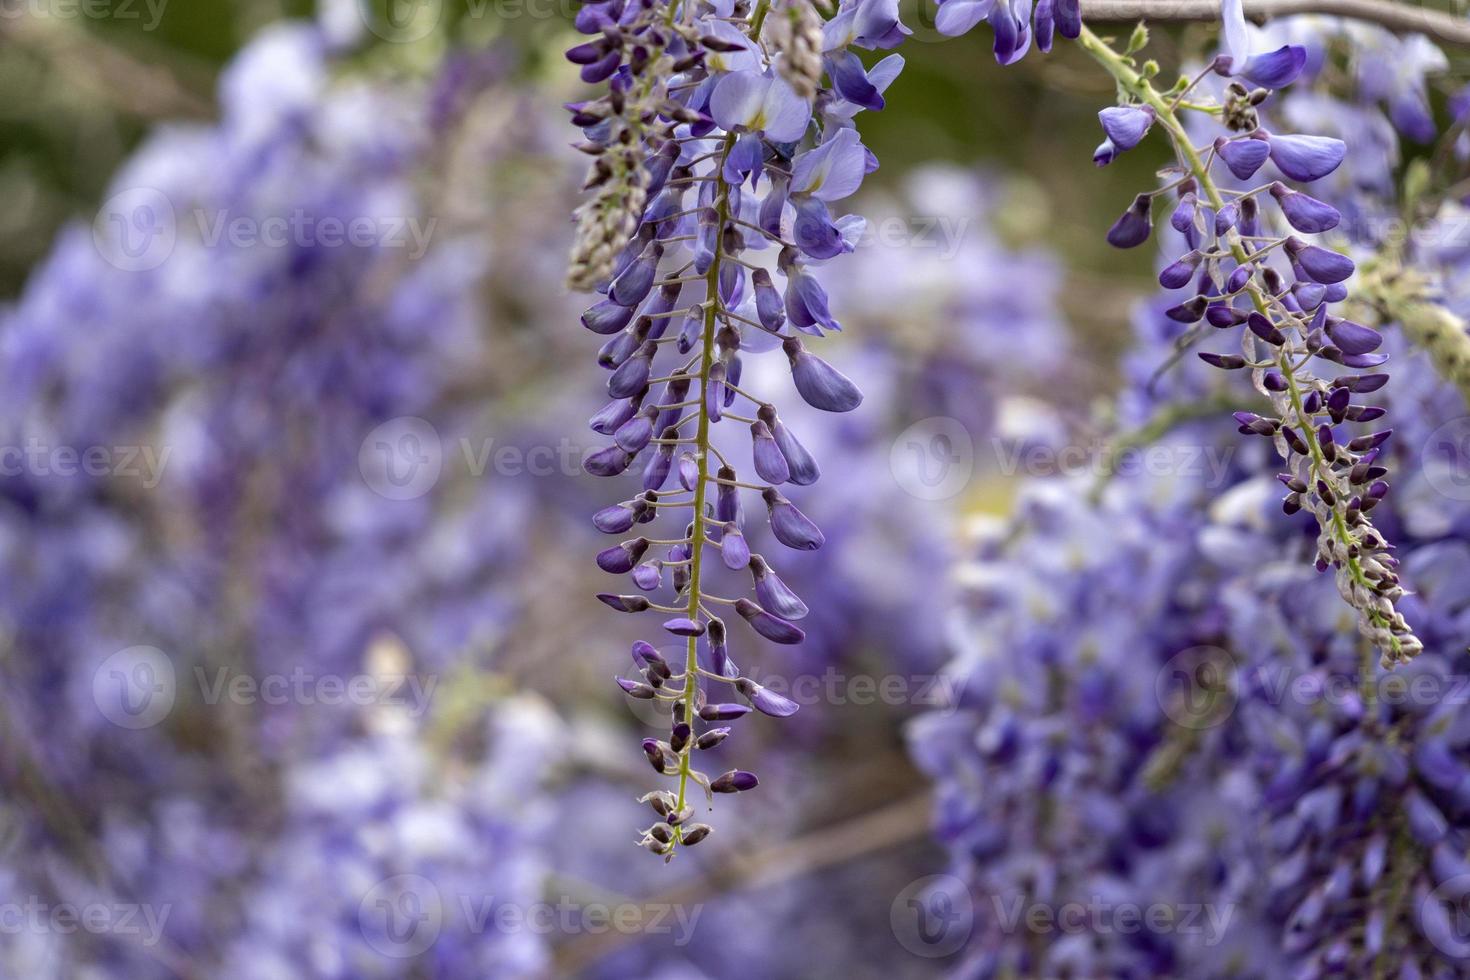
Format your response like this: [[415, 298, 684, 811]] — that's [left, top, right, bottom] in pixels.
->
[[552, 792, 933, 975], [1080, 0, 1470, 45]]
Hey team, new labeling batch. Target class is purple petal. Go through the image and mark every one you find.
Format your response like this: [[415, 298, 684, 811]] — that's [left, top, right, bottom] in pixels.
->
[[722, 524, 751, 569], [610, 246, 661, 307], [784, 266, 842, 332], [825, 50, 883, 112], [699, 703, 751, 721], [1286, 237, 1355, 284], [663, 617, 707, 637], [751, 420, 791, 484], [1325, 319, 1381, 355], [791, 195, 847, 260], [590, 396, 639, 435], [597, 538, 648, 574], [735, 597, 805, 644], [1106, 194, 1152, 249], [934, 0, 991, 37], [710, 769, 759, 793], [784, 337, 862, 412], [1215, 136, 1271, 180], [1239, 45, 1307, 89], [763, 487, 825, 550], [751, 554, 809, 619], [631, 562, 662, 590], [791, 128, 868, 202], [642, 443, 673, 490], [1267, 132, 1346, 182], [1098, 105, 1154, 151], [766, 410, 820, 485], [753, 269, 786, 331], [582, 298, 636, 335], [585, 445, 634, 477], [736, 677, 800, 717], [592, 501, 639, 534], [614, 409, 655, 452], [1269, 182, 1340, 233], [1220, 0, 1249, 63]]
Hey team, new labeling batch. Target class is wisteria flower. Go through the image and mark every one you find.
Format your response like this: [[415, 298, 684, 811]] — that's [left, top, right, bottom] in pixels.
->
[[710, 70, 812, 143]]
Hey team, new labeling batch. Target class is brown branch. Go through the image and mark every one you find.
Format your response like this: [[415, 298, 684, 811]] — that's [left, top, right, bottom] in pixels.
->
[[552, 792, 934, 976], [1080, 0, 1470, 45]]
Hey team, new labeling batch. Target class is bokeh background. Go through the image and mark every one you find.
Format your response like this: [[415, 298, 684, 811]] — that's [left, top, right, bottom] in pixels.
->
[[4, 1, 1470, 978]]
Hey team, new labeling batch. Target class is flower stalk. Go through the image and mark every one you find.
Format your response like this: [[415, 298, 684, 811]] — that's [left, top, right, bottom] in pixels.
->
[[1079, 25, 1420, 663]]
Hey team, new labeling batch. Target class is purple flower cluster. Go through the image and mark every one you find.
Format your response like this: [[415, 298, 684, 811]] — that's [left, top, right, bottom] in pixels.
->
[[567, 0, 920, 857], [912, 16, 1470, 976], [915, 340, 1470, 976], [566, 0, 1083, 857], [1081, 17, 1421, 665], [0, 23, 563, 975]]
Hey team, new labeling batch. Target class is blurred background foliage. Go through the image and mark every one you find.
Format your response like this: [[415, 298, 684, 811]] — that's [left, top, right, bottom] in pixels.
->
[[15, 0, 1463, 387], [0, 0, 1176, 348]]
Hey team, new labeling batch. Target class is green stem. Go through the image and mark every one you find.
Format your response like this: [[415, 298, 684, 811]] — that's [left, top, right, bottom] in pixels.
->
[[671, 132, 736, 851], [1088, 394, 1245, 502], [1077, 25, 1397, 656], [749, 0, 773, 37]]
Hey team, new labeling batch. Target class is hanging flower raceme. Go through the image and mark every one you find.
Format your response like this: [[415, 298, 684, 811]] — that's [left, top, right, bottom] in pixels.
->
[[567, 0, 901, 859], [1077, 22, 1421, 665]]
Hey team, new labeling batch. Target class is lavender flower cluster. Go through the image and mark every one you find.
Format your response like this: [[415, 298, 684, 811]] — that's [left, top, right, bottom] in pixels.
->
[[567, 0, 918, 857], [0, 24, 563, 976], [1082, 15, 1421, 665], [911, 15, 1470, 976], [566, 0, 1439, 855]]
